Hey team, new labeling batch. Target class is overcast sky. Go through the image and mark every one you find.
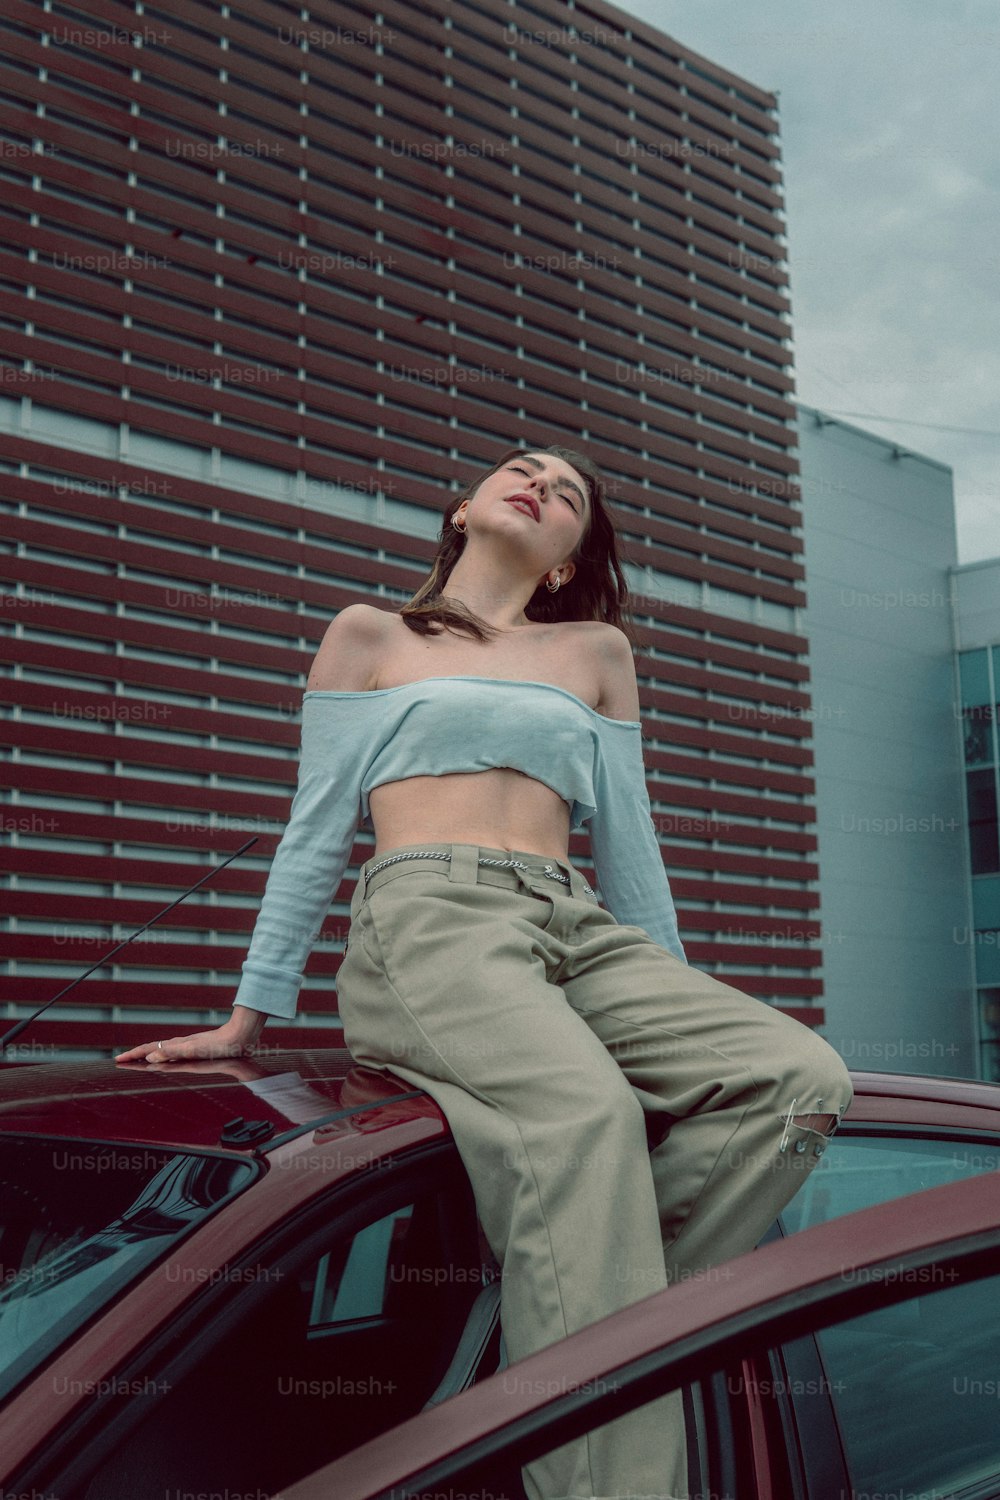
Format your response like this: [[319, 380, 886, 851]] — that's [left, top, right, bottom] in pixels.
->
[[619, 0, 998, 564]]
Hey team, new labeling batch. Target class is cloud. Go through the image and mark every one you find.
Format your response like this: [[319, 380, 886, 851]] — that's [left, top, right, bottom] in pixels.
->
[[625, 0, 999, 560]]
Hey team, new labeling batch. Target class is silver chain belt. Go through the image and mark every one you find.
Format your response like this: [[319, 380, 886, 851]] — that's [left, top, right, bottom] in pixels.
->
[[363, 848, 572, 887]]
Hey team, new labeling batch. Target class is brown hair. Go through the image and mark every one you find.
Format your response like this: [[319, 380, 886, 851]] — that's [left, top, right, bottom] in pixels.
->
[[398, 444, 636, 645]]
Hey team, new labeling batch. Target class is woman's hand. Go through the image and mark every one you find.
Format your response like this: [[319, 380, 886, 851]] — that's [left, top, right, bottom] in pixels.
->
[[114, 1006, 268, 1065]]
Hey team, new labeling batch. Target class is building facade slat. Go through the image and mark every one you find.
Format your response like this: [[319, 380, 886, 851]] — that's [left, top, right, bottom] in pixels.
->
[[1, 0, 830, 1054]]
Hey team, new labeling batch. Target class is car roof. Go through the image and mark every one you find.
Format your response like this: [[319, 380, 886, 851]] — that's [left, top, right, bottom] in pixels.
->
[[845, 1068, 1000, 1104], [0, 1048, 437, 1154], [0, 1053, 998, 1153]]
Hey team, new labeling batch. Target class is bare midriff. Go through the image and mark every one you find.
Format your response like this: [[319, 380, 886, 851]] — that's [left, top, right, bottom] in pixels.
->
[[368, 767, 572, 862]]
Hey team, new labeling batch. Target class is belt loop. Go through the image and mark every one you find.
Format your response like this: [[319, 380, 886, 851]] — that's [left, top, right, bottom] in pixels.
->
[[447, 844, 480, 884], [350, 865, 370, 919]]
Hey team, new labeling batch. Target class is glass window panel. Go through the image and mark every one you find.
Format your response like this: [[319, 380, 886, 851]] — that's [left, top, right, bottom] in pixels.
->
[[779, 1134, 1000, 1237], [981, 1040, 1000, 1083], [974, 836, 1000, 879], [980, 989, 1000, 1040], [974, 936, 1000, 987], [967, 768, 1000, 876], [962, 704, 996, 765], [959, 649, 990, 708], [306, 1204, 415, 1327], [806, 1269, 1000, 1497], [972, 875, 1000, 930], [0, 1138, 255, 1402]]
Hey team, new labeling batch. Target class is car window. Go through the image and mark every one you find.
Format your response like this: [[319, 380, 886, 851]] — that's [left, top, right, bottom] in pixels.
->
[[0, 1134, 255, 1402], [793, 1268, 1000, 1497], [306, 1203, 414, 1326], [411, 1259, 1000, 1500], [64, 1166, 486, 1500], [778, 1133, 1000, 1234]]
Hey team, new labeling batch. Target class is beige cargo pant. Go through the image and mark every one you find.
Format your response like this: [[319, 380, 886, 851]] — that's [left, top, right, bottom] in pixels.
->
[[336, 843, 854, 1500]]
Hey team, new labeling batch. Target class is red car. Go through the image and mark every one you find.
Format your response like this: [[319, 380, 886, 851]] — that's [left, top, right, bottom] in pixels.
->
[[1, 1050, 999, 1500]]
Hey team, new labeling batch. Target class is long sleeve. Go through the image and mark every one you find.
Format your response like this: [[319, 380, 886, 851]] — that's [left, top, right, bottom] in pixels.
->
[[588, 722, 687, 963], [231, 698, 372, 1020]]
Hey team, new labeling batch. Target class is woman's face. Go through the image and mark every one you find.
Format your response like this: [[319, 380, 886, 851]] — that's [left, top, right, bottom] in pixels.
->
[[456, 452, 591, 578]]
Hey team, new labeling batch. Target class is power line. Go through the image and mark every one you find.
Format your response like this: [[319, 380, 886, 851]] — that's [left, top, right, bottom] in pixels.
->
[[809, 366, 862, 403], [806, 367, 998, 440], [816, 412, 999, 440]]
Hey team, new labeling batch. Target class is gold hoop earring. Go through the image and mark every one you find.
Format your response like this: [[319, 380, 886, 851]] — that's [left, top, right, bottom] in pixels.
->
[[451, 514, 467, 533], [545, 573, 561, 593]]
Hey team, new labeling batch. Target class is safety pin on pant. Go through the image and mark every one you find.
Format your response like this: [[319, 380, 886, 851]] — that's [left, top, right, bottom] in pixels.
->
[[778, 1096, 798, 1153], [778, 1095, 844, 1154]]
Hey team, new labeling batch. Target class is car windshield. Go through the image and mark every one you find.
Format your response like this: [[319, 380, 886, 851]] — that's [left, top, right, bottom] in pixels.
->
[[0, 1134, 256, 1402]]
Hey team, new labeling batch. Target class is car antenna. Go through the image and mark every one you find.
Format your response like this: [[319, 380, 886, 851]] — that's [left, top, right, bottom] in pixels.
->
[[0, 836, 258, 1052]]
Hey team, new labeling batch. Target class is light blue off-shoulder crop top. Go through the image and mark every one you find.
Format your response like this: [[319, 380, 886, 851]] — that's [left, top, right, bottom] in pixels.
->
[[233, 676, 687, 1019]]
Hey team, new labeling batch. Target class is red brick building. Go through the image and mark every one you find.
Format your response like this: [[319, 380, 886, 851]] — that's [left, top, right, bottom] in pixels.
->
[[0, 0, 819, 1056]]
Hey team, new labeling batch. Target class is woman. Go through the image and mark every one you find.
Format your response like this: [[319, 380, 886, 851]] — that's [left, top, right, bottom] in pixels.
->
[[116, 444, 853, 1500]]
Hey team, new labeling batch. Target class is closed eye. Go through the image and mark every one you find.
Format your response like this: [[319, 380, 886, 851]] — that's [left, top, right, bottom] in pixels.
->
[[507, 463, 579, 513]]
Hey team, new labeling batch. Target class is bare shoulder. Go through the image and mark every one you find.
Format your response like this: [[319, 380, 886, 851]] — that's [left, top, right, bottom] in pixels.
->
[[567, 620, 635, 670], [306, 603, 395, 693], [583, 622, 640, 721], [556, 619, 627, 650], [586, 621, 634, 657]]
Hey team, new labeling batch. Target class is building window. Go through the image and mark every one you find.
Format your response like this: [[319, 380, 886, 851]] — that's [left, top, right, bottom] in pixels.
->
[[967, 768, 1000, 876], [962, 705, 997, 766], [959, 647, 991, 707], [981, 989, 1000, 1082]]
